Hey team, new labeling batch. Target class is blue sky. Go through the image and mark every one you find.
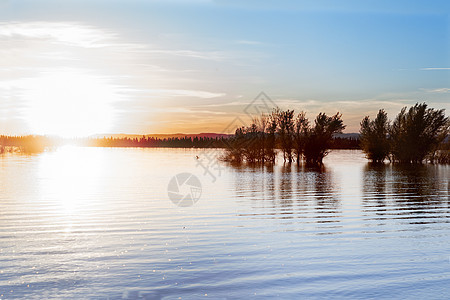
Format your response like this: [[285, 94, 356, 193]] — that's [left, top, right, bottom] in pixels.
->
[[0, 0, 448, 136]]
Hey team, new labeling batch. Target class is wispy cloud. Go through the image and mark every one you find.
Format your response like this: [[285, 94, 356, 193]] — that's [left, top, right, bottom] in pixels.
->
[[0, 22, 117, 48], [145, 49, 228, 61], [235, 40, 262, 45], [152, 107, 227, 115], [146, 89, 226, 99], [421, 88, 450, 93], [0, 21, 231, 61], [420, 67, 450, 70]]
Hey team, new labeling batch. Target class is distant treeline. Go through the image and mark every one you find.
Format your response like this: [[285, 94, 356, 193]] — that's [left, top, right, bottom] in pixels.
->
[[84, 136, 227, 148], [0, 134, 359, 153], [0, 135, 59, 153], [83, 135, 359, 149]]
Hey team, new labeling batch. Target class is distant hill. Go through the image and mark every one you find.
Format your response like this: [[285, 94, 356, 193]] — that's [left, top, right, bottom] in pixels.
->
[[334, 133, 360, 139]]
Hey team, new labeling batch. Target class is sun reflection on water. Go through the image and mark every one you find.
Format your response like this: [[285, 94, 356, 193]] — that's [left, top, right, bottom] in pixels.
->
[[36, 145, 108, 216]]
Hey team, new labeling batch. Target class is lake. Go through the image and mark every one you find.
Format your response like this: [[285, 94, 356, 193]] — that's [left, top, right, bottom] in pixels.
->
[[0, 147, 449, 299]]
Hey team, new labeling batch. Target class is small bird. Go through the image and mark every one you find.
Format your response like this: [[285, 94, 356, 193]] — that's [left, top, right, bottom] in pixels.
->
[[195, 155, 199, 159]]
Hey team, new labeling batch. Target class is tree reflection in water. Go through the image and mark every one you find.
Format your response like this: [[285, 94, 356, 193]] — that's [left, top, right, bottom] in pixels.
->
[[362, 163, 449, 225], [230, 162, 341, 228]]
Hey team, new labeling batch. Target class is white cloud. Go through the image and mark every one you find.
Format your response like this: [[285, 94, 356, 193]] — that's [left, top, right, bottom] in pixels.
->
[[235, 40, 262, 45], [420, 67, 450, 70], [0, 22, 116, 48], [0, 21, 231, 61], [152, 107, 227, 115], [145, 49, 228, 61], [146, 89, 226, 98], [421, 88, 450, 93]]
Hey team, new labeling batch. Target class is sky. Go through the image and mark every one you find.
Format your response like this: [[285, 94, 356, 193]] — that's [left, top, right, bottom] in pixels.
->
[[0, 0, 449, 137]]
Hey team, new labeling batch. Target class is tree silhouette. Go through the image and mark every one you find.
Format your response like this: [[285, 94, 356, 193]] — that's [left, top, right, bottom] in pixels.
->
[[222, 109, 346, 164], [266, 112, 278, 162], [293, 111, 309, 164], [390, 103, 449, 163], [359, 109, 390, 163], [303, 112, 346, 164], [275, 108, 295, 162]]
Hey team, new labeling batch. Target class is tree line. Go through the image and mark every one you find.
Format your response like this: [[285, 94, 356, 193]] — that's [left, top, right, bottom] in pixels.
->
[[0, 135, 55, 153], [360, 103, 449, 163], [0, 134, 358, 152], [84, 136, 356, 149], [84, 136, 226, 148], [0, 135, 227, 151]]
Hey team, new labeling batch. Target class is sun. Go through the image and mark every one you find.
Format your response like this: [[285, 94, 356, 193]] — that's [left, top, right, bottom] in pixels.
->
[[25, 68, 118, 138]]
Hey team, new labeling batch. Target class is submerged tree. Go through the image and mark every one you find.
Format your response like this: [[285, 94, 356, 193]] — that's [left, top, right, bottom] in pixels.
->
[[303, 112, 346, 164], [222, 109, 346, 165], [359, 109, 390, 163], [390, 103, 449, 163], [222, 113, 278, 163], [265, 112, 278, 163], [276, 108, 295, 162], [223, 126, 247, 163], [293, 111, 309, 164]]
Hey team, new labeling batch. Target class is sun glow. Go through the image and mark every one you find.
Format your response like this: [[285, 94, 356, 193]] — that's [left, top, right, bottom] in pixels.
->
[[24, 69, 119, 138], [1, 22, 125, 138]]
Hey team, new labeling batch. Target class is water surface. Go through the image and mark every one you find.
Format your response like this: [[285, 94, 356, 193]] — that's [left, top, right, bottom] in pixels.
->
[[0, 148, 449, 299]]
